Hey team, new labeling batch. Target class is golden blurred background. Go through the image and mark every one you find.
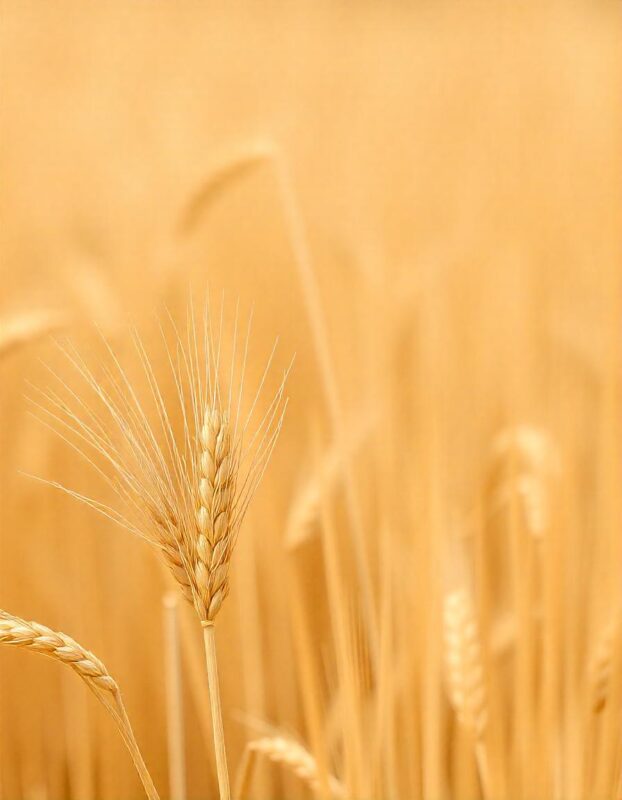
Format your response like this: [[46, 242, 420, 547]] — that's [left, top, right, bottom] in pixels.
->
[[0, 2, 621, 798]]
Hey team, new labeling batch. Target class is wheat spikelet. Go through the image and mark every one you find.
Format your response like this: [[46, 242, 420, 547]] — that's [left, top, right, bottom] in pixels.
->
[[0, 610, 159, 800], [443, 590, 487, 738], [237, 736, 345, 799], [590, 618, 620, 714]]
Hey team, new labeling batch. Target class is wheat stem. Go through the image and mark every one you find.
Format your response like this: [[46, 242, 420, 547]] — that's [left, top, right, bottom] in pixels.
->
[[202, 623, 230, 800], [272, 152, 379, 669], [163, 593, 186, 800], [112, 693, 161, 800]]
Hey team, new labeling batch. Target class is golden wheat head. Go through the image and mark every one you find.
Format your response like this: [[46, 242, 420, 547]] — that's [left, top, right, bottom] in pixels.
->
[[443, 589, 487, 739], [237, 735, 345, 799], [32, 303, 289, 624], [0, 609, 159, 799], [489, 425, 560, 538], [0, 610, 116, 694]]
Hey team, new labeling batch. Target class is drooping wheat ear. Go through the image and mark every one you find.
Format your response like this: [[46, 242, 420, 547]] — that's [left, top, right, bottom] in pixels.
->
[[178, 141, 273, 235], [0, 611, 115, 692], [195, 408, 236, 622], [0, 610, 159, 800], [590, 618, 620, 714], [235, 736, 345, 800], [443, 590, 487, 738], [490, 425, 560, 537]]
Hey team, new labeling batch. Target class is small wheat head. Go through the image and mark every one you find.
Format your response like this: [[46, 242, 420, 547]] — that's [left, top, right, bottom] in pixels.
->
[[489, 425, 560, 538], [244, 736, 345, 799], [443, 590, 488, 739]]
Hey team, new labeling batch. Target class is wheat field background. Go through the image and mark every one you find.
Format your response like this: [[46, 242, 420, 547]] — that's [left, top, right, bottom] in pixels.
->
[[0, 2, 621, 799]]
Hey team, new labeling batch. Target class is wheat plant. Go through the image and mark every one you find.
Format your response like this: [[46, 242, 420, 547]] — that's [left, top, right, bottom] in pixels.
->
[[0, 610, 159, 799], [32, 306, 289, 800]]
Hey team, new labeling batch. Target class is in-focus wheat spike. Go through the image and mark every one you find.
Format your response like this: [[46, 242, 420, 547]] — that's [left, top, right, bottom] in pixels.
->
[[0, 610, 159, 800], [235, 735, 345, 800], [31, 301, 289, 618], [195, 407, 236, 622], [590, 618, 620, 714], [443, 590, 487, 738]]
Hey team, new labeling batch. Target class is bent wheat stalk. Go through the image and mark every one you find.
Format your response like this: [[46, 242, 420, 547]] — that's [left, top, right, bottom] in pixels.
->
[[33, 305, 289, 800], [0, 610, 159, 800], [235, 735, 345, 800]]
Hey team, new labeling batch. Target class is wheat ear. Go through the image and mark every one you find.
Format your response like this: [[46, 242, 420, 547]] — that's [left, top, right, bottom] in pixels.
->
[[443, 590, 490, 797], [490, 425, 560, 538], [178, 141, 273, 235], [0, 610, 159, 800], [590, 619, 620, 714], [235, 736, 345, 800]]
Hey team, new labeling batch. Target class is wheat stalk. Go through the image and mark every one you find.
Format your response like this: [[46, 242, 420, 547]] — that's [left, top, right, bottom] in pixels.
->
[[0, 610, 159, 800], [32, 305, 289, 800], [194, 406, 238, 800], [235, 735, 345, 800], [163, 593, 186, 800]]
